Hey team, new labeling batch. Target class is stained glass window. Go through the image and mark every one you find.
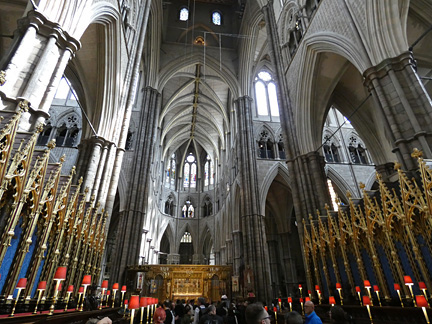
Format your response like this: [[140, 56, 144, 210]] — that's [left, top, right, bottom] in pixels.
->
[[212, 11, 221, 25], [180, 7, 189, 21]]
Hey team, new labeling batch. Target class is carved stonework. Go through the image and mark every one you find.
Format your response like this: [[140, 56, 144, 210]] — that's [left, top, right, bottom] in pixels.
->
[[126, 264, 232, 302]]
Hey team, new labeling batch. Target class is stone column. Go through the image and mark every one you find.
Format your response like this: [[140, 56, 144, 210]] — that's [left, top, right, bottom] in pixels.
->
[[364, 51, 432, 171], [110, 87, 160, 282], [0, 10, 80, 130], [232, 231, 242, 276], [262, 3, 331, 295], [235, 96, 271, 302]]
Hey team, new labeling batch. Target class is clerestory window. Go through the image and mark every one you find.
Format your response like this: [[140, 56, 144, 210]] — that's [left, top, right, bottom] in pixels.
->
[[255, 71, 280, 117]]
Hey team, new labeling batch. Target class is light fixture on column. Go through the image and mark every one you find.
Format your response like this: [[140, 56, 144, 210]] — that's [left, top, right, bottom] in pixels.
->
[[146, 239, 153, 264], [100, 280, 108, 309], [308, 290, 312, 300], [419, 282, 430, 307], [80, 275, 92, 311], [416, 295, 430, 324], [33, 281, 46, 314], [142, 229, 149, 264], [298, 284, 302, 297], [124, 299, 129, 318], [362, 296, 373, 323], [112, 283, 119, 308], [106, 290, 111, 307], [273, 306, 277, 321], [355, 286, 362, 306], [336, 282, 343, 305], [287, 297, 292, 311], [394, 283, 404, 307], [49, 267, 67, 315], [404, 276, 416, 306], [77, 287, 84, 309], [364, 280, 373, 306], [299, 297, 304, 315], [329, 296, 336, 307], [140, 296, 148, 324], [314, 285, 321, 304], [64, 285, 74, 311], [129, 295, 140, 324], [10, 278, 27, 317], [373, 285, 382, 307], [121, 285, 127, 305]]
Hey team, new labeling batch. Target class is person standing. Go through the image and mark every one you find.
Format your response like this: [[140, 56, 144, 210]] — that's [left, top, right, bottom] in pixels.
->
[[304, 301, 323, 324]]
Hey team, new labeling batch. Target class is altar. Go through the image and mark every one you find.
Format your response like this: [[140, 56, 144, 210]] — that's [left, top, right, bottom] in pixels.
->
[[126, 264, 232, 302]]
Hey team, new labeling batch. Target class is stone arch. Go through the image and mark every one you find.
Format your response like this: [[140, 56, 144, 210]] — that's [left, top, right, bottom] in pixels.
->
[[325, 165, 352, 204], [259, 162, 291, 216], [176, 222, 196, 253], [294, 32, 398, 168], [160, 223, 175, 254]]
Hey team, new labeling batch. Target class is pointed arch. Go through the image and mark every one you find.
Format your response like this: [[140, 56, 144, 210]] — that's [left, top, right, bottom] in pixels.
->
[[259, 162, 291, 216]]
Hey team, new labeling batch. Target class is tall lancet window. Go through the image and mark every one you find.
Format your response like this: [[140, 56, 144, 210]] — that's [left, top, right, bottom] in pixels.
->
[[255, 71, 280, 117], [179, 7, 189, 21], [183, 153, 197, 188], [204, 155, 214, 187], [166, 153, 176, 186]]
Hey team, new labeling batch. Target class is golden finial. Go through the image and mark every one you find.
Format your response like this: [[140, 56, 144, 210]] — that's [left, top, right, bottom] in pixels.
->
[[394, 162, 401, 170], [411, 148, 423, 159], [346, 191, 352, 198], [18, 100, 29, 112], [359, 182, 365, 189], [324, 203, 329, 211], [84, 187, 89, 194], [70, 166, 76, 175], [59, 155, 66, 163], [35, 124, 44, 133], [0, 70, 6, 86], [78, 177, 83, 185], [47, 139, 56, 149]]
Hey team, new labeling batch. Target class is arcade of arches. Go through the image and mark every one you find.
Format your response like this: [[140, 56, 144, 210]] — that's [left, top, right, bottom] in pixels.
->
[[0, 0, 431, 307]]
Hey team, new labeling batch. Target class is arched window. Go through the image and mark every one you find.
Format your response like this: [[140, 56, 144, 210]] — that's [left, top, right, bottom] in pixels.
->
[[212, 11, 221, 25], [55, 124, 67, 147], [181, 232, 192, 243], [202, 197, 213, 217], [166, 154, 176, 185], [37, 123, 52, 146], [323, 136, 340, 163], [125, 131, 133, 150], [164, 196, 174, 216], [348, 136, 368, 164], [257, 130, 275, 159], [254, 71, 280, 117], [278, 134, 286, 159], [183, 153, 197, 188], [179, 7, 189, 21], [204, 155, 214, 187], [181, 200, 194, 218]]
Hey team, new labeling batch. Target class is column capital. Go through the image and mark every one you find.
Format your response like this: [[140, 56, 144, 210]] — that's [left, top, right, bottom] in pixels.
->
[[363, 51, 415, 89], [18, 10, 81, 54]]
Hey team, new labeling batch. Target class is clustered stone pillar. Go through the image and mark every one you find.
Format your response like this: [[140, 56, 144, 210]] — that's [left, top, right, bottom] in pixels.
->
[[110, 87, 160, 282], [235, 96, 271, 302], [0, 10, 80, 130], [364, 51, 432, 172], [262, 2, 331, 294]]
